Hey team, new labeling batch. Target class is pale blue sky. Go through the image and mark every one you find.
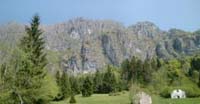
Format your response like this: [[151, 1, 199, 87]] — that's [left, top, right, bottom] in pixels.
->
[[0, 0, 200, 31]]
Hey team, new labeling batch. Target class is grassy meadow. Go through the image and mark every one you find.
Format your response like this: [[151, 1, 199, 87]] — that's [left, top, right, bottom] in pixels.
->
[[51, 92, 200, 104]]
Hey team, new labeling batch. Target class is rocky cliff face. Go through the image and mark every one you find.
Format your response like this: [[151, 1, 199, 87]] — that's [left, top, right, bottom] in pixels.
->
[[0, 18, 200, 73]]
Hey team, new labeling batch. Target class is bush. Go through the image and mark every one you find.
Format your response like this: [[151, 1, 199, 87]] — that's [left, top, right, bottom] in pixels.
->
[[182, 87, 200, 98], [108, 92, 121, 96], [160, 86, 200, 98], [69, 96, 76, 104], [35, 98, 48, 104], [160, 87, 171, 98], [53, 93, 64, 101]]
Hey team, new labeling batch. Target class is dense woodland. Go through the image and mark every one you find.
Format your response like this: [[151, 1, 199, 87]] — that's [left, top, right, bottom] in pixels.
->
[[1, 15, 200, 104]]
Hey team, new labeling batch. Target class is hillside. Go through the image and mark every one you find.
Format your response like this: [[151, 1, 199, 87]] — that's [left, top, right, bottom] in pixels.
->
[[0, 18, 200, 73]]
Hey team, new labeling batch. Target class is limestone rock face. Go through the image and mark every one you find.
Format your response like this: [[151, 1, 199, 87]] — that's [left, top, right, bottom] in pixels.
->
[[134, 92, 152, 104], [1, 18, 200, 73]]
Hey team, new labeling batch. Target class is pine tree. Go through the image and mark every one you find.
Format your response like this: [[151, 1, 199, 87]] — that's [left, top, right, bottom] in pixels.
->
[[130, 56, 138, 82], [20, 14, 47, 77], [0, 63, 6, 84], [93, 70, 103, 93], [0, 15, 48, 104], [19, 14, 47, 90], [151, 58, 157, 71], [82, 76, 93, 97], [191, 56, 200, 87], [60, 72, 71, 98], [70, 76, 80, 95], [102, 65, 118, 93], [121, 59, 130, 82], [19, 15, 47, 103], [55, 71, 61, 86], [134, 59, 142, 83], [156, 58, 162, 68], [142, 59, 153, 84]]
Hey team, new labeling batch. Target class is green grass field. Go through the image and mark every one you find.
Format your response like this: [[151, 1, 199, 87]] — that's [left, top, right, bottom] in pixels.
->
[[51, 93, 129, 104], [153, 95, 200, 104], [51, 92, 200, 104]]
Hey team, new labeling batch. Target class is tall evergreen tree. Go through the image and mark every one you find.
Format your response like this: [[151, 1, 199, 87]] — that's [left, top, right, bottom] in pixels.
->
[[20, 14, 47, 76], [60, 72, 71, 98], [121, 59, 130, 82], [102, 65, 118, 93], [134, 59, 143, 83], [54, 70, 63, 100], [130, 56, 138, 82], [82, 76, 93, 97], [93, 70, 103, 93], [19, 15, 47, 103], [70, 76, 80, 95], [55, 71, 61, 86], [0, 63, 6, 84], [142, 59, 153, 84], [19, 15, 47, 92], [0, 15, 48, 104], [151, 58, 157, 71], [191, 56, 200, 87], [156, 58, 162, 68]]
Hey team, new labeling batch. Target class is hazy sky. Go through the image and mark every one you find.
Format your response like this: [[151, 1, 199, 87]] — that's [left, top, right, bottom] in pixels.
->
[[0, 0, 200, 31]]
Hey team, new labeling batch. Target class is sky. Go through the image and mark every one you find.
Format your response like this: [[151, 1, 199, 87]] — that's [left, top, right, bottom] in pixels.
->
[[0, 0, 200, 31]]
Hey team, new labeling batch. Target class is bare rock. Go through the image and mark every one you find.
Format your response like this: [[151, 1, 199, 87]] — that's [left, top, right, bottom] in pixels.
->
[[134, 92, 152, 104]]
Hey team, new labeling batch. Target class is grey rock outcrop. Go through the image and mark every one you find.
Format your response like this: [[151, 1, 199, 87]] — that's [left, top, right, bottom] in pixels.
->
[[0, 18, 200, 73], [134, 92, 152, 104]]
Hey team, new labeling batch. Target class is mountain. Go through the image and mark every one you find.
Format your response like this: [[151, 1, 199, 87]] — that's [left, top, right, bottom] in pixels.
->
[[0, 18, 200, 73]]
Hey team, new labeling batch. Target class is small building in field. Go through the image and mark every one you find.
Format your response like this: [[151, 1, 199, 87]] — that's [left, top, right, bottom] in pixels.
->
[[171, 89, 186, 99]]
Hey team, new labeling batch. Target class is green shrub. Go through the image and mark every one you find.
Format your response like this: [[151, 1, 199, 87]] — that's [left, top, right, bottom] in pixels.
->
[[69, 96, 76, 104], [108, 92, 121, 96], [182, 87, 200, 97], [53, 93, 64, 101], [160, 86, 200, 98], [160, 87, 172, 98], [35, 98, 48, 104]]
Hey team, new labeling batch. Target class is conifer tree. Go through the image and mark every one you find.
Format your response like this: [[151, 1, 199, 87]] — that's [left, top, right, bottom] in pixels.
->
[[156, 58, 162, 68], [19, 15, 47, 103], [134, 59, 142, 83], [191, 56, 200, 87], [70, 76, 80, 95], [60, 72, 71, 98], [93, 70, 103, 93], [102, 65, 118, 93], [121, 59, 130, 82], [151, 58, 157, 71], [142, 59, 153, 84], [55, 71, 61, 86], [20, 14, 47, 76], [82, 76, 93, 97], [0, 14, 48, 104]]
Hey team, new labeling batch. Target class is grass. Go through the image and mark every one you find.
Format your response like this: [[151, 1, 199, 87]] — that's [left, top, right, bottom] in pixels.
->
[[51, 92, 200, 104], [153, 95, 200, 104], [51, 92, 130, 104]]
